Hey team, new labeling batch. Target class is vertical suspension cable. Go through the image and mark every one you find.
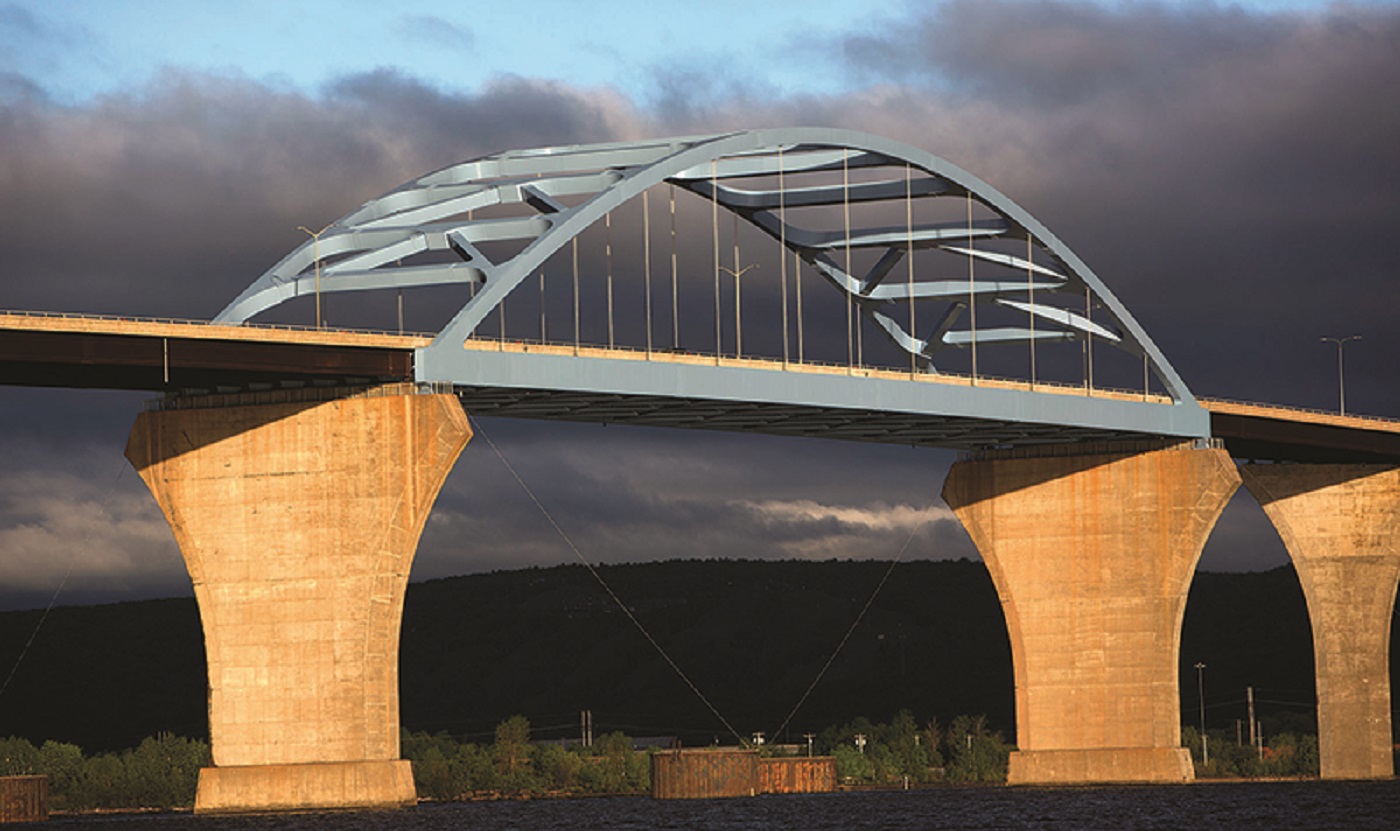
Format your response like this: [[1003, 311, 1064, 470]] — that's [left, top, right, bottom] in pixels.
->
[[1085, 286, 1093, 394], [967, 192, 978, 383], [644, 189, 653, 358], [712, 159, 721, 363], [795, 248, 804, 363], [1028, 236, 1036, 388], [907, 163, 916, 378], [539, 271, 546, 343], [670, 184, 679, 351], [843, 149, 853, 371], [732, 213, 742, 359], [606, 211, 614, 349], [779, 146, 789, 367], [498, 290, 505, 348], [572, 236, 579, 354]]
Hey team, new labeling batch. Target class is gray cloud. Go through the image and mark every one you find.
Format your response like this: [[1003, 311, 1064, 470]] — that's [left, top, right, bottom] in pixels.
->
[[832, 1, 1400, 413], [1, 0, 1392, 607]]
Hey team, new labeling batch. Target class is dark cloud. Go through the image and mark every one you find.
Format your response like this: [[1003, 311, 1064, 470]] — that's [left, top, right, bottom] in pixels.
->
[[4, 0, 1394, 607], [833, 1, 1400, 414]]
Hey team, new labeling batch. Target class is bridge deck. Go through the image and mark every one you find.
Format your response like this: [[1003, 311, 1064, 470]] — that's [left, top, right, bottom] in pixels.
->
[[0, 311, 426, 391], [1201, 398, 1400, 464], [1, 312, 1396, 462]]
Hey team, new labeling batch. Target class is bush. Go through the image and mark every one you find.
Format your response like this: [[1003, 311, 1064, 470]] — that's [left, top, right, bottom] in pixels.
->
[[402, 720, 653, 800], [0, 733, 209, 811]]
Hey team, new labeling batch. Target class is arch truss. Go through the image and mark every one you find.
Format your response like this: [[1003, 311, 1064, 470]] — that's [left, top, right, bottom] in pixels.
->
[[217, 128, 1206, 447]]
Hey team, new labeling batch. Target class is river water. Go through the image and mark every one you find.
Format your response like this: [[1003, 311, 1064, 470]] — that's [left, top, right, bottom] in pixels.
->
[[48, 781, 1400, 830]]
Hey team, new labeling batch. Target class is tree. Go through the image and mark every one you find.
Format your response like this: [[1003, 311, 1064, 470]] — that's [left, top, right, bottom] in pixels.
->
[[945, 714, 1010, 782], [493, 715, 538, 794], [833, 743, 874, 783], [38, 741, 86, 810], [0, 736, 37, 776], [535, 744, 582, 792]]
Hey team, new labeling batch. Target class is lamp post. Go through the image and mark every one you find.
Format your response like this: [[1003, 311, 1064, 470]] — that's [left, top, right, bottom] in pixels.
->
[[1319, 335, 1361, 416], [1194, 662, 1208, 766], [298, 223, 333, 330]]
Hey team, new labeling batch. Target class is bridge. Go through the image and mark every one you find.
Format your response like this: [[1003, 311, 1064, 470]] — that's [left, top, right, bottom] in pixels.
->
[[3, 128, 1397, 811]]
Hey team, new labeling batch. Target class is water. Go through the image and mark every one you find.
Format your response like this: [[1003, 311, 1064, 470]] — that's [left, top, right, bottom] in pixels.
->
[[46, 781, 1400, 830]]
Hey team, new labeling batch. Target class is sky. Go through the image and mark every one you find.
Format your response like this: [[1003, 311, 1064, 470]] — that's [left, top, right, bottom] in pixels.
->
[[1, 0, 1398, 610]]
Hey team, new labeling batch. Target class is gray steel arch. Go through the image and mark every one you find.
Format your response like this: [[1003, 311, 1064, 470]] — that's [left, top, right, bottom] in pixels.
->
[[217, 128, 1208, 447]]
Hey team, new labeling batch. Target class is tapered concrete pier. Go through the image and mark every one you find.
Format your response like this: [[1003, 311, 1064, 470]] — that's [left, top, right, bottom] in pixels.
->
[[1240, 464, 1400, 780], [943, 442, 1239, 784], [126, 385, 470, 812]]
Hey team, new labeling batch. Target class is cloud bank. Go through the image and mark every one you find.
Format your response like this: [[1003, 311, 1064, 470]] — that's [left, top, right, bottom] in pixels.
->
[[3, 1, 1397, 606]]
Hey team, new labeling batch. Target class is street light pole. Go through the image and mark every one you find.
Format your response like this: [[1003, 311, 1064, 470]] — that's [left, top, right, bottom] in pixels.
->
[[1319, 335, 1361, 416], [1194, 662, 1208, 766], [298, 223, 333, 330]]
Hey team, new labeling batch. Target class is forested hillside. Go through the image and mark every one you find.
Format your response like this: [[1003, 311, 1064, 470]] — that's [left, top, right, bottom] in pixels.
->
[[0, 559, 1369, 752]]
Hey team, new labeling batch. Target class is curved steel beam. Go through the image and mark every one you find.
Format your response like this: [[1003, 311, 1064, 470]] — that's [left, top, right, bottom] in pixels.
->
[[216, 128, 1196, 409]]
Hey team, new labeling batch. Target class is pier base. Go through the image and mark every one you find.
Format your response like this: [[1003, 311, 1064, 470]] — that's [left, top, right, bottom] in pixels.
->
[[196, 761, 415, 813], [942, 443, 1239, 785]]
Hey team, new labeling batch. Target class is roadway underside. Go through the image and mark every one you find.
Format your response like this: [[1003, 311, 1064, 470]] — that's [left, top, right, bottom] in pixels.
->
[[1204, 405, 1400, 464], [452, 385, 1165, 451], [0, 327, 412, 392]]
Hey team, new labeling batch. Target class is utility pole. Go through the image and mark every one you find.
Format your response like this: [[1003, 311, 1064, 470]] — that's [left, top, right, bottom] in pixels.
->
[[1246, 686, 1256, 755], [1194, 662, 1208, 766], [1320, 335, 1361, 415], [581, 709, 593, 748], [854, 733, 867, 754], [803, 733, 816, 757]]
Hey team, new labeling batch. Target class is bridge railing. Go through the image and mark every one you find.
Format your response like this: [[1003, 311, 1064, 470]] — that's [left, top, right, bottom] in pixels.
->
[[0, 308, 434, 340], [459, 335, 1176, 405], [1199, 396, 1400, 428]]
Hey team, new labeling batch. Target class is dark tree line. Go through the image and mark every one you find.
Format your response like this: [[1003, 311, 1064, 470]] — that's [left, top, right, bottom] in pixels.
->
[[0, 733, 207, 811]]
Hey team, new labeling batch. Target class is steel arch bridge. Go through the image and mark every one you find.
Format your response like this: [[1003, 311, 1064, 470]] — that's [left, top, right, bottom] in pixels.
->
[[216, 128, 1208, 449]]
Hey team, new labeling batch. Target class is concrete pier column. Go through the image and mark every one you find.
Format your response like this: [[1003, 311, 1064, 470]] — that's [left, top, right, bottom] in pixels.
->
[[125, 385, 471, 812], [1239, 464, 1400, 780], [942, 443, 1239, 785]]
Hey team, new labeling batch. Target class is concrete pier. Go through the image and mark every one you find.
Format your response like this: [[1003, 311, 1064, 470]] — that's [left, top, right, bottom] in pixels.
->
[[126, 385, 470, 812], [942, 443, 1239, 784], [1240, 464, 1400, 780]]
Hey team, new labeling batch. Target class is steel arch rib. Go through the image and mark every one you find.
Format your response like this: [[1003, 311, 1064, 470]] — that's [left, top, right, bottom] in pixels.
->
[[216, 127, 1197, 408]]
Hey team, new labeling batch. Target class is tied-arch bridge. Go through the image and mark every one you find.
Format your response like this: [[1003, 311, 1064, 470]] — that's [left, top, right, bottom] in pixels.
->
[[2, 128, 1398, 812]]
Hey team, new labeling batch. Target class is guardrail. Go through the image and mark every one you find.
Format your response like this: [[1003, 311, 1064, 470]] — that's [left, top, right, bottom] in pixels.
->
[[0, 308, 434, 340], [459, 336, 1174, 404], [1198, 396, 1400, 427]]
